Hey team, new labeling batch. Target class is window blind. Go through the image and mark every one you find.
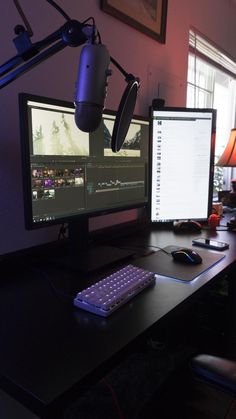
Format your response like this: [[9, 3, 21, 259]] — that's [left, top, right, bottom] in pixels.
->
[[189, 29, 236, 78]]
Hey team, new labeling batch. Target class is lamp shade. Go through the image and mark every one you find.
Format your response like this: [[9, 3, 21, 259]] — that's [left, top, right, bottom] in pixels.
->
[[217, 128, 236, 166]]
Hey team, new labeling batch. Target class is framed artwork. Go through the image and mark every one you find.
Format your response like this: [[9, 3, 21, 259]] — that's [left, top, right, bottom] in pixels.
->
[[101, 0, 168, 43]]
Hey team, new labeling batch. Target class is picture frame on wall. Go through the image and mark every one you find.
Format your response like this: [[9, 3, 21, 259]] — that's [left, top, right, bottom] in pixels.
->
[[101, 0, 168, 43]]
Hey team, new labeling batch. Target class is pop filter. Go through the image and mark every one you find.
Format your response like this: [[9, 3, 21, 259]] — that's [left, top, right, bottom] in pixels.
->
[[111, 77, 140, 152]]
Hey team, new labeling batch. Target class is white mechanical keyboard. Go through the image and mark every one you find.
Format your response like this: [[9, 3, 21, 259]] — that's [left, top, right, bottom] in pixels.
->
[[74, 264, 156, 317]]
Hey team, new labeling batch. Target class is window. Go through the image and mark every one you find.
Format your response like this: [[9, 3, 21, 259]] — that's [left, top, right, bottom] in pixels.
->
[[187, 29, 236, 195]]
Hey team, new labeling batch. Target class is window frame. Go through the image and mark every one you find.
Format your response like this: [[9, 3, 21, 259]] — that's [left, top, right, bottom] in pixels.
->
[[187, 28, 236, 194]]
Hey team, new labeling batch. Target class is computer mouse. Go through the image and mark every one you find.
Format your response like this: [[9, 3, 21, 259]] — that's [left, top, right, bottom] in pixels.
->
[[173, 220, 202, 233], [171, 248, 202, 264]]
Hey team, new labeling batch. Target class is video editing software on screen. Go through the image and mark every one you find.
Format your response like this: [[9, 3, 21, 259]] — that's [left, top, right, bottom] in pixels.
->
[[20, 95, 149, 227]]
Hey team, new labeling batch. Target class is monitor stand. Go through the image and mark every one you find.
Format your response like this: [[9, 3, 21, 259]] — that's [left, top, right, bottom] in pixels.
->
[[60, 217, 135, 273]]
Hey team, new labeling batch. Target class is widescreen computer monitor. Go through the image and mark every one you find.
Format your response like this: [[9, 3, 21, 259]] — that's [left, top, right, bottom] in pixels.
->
[[150, 107, 216, 224], [19, 93, 149, 269]]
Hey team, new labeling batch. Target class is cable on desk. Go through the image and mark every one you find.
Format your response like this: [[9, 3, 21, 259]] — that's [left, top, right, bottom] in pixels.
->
[[58, 223, 68, 240], [142, 244, 172, 255], [224, 398, 236, 419], [102, 377, 125, 419], [35, 267, 74, 303], [17, 258, 74, 303], [114, 243, 172, 257]]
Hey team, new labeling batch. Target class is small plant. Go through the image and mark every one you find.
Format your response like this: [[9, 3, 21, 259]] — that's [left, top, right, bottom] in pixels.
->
[[213, 165, 224, 193]]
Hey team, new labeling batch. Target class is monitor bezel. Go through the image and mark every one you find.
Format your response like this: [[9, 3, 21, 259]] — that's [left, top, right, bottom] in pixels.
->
[[149, 106, 216, 224], [19, 92, 150, 230]]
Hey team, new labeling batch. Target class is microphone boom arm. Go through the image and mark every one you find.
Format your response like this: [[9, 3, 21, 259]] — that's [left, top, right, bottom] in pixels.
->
[[0, 19, 90, 89], [0, 17, 138, 90]]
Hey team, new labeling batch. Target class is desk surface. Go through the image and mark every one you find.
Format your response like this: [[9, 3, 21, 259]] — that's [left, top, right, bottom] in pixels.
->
[[0, 223, 235, 418]]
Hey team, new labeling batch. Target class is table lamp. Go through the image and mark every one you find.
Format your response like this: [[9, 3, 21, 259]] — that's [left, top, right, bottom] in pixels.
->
[[217, 128, 236, 229]]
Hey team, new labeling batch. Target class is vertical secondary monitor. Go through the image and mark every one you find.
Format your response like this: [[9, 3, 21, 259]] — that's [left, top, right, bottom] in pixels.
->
[[150, 107, 216, 223]]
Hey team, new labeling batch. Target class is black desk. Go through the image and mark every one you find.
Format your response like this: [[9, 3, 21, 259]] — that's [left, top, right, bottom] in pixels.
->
[[0, 223, 235, 418]]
